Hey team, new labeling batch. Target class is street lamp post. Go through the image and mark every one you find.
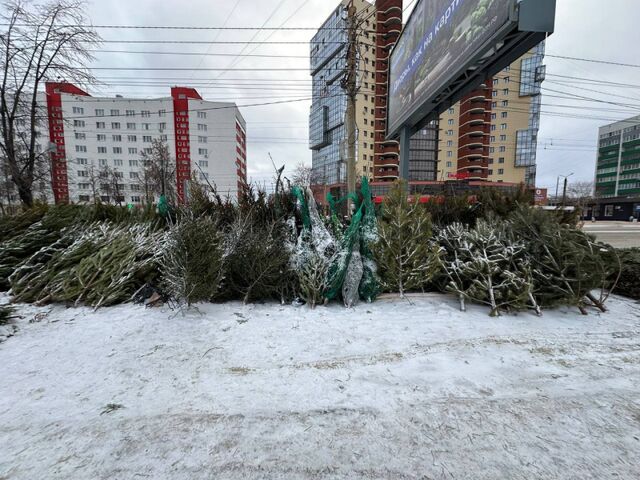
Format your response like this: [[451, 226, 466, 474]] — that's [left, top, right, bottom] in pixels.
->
[[555, 173, 574, 206]]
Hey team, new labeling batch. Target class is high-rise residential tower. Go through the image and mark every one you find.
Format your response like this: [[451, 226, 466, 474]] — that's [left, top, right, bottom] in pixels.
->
[[437, 44, 546, 186]]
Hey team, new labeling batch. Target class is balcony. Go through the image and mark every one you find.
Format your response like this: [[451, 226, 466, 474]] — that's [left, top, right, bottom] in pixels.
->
[[378, 145, 400, 155], [375, 161, 399, 168], [376, 172, 399, 180]]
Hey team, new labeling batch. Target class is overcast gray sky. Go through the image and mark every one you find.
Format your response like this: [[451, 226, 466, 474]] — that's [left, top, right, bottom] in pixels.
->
[[84, 0, 640, 192]]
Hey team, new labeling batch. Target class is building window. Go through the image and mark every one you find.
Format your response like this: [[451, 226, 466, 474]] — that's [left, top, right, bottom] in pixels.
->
[[126, 110, 135, 117], [197, 111, 207, 119], [499, 157, 505, 163], [110, 109, 120, 117], [498, 169, 504, 175], [75, 145, 87, 152], [111, 122, 121, 129], [198, 136, 207, 143], [75, 132, 86, 140], [95, 109, 104, 116], [198, 148, 208, 156], [500, 123, 508, 130], [501, 111, 508, 118], [197, 124, 207, 131], [604, 205, 614, 217], [143, 136, 152, 143], [141, 110, 151, 118], [128, 135, 137, 142], [113, 147, 122, 154], [72, 106, 84, 114], [114, 159, 123, 166], [98, 146, 107, 153], [158, 110, 166, 117], [127, 123, 136, 130], [128, 148, 138, 155], [74, 120, 86, 127], [96, 122, 105, 129], [76, 158, 88, 165]]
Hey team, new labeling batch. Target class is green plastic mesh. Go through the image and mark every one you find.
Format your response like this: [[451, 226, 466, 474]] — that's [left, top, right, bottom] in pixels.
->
[[324, 178, 380, 303], [292, 186, 311, 231]]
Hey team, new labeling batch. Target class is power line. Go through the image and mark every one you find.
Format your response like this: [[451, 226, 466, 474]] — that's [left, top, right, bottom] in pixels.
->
[[91, 49, 312, 59], [0, 23, 343, 31], [96, 39, 343, 45], [546, 54, 640, 69]]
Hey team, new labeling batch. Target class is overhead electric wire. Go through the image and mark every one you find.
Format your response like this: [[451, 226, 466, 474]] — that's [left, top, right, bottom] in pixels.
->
[[546, 54, 640, 69]]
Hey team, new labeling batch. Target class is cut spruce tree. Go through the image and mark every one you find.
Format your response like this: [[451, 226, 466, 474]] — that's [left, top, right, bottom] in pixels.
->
[[161, 214, 225, 306], [437, 220, 540, 317], [291, 187, 337, 308], [373, 181, 441, 297], [509, 206, 618, 313]]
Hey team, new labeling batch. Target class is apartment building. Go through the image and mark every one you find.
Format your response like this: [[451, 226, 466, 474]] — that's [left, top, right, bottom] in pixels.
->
[[437, 44, 545, 186], [43, 82, 246, 205], [595, 115, 640, 198]]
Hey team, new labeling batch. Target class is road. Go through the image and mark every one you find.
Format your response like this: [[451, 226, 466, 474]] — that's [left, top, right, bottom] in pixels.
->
[[582, 221, 640, 248]]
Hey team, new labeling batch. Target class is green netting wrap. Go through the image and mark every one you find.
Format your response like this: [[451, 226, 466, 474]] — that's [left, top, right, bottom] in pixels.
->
[[324, 178, 380, 304], [358, 178, 380, 302], [325, 202, 363, 302], [292, 186, 311, 231], [158, 195, 170, 217]]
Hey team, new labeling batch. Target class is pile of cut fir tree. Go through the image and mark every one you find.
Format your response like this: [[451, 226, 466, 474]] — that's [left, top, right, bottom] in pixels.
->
[[0, 180, 626, 316]]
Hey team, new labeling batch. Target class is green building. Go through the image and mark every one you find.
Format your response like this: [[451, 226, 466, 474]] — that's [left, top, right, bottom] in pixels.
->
[[596, 115, 640, 198]]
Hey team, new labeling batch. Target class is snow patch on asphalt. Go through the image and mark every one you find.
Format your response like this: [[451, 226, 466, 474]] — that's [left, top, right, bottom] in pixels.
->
[[1, 293, 639, 479]]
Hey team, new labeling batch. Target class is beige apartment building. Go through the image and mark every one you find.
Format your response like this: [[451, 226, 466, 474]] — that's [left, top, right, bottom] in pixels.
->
[[437, 44, 545, 186]]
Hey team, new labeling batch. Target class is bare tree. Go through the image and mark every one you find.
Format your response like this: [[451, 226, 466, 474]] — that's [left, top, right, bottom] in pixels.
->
[[0, 0, 99, 207], [567, 180, 595, 209], [289, 162, 321, 187], [140, 139, 176, 204], [98, 165, 124, 206], [567, 181, 595, 200]]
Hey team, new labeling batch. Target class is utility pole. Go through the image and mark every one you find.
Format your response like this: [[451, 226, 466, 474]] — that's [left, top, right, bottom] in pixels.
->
[[562, 177, 568, 206], [344, 1, 358, 216]]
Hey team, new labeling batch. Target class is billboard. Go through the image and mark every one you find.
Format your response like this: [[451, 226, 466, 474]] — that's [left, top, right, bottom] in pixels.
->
[[388, 0, 515, 136]]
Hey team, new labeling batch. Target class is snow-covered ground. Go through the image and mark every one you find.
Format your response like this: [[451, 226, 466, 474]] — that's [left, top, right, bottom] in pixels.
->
[[1, 293, 639, 479]]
